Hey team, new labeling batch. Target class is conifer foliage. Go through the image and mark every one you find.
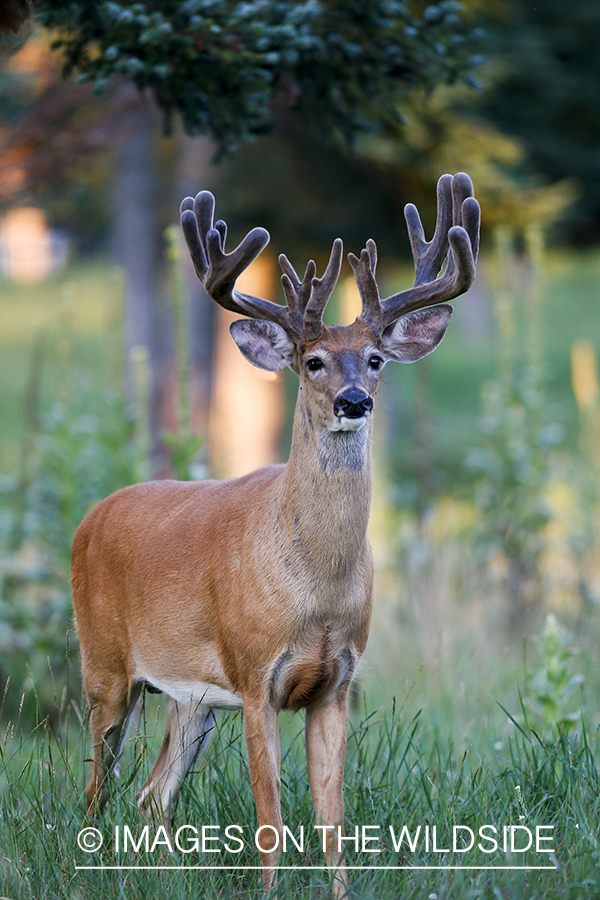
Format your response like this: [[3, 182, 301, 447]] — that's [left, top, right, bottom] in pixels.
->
[[33, 0, 481, 150]]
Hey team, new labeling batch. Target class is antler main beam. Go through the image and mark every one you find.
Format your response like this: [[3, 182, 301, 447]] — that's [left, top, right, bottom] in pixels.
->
[[182, 173, 479, 345], [349, 173, 480, 336], [180, 191, 342, 343]]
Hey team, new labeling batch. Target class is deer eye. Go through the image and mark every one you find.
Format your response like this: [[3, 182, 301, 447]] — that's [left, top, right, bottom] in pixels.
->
[[368, 355, 383, 370], [306, 358, 324, 372]]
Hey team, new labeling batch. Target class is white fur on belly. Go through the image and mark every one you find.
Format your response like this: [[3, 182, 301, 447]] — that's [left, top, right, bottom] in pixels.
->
[[140, 673, 243, 710]]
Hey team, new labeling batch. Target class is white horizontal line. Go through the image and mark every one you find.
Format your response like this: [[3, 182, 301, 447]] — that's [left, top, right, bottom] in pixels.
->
[[75, 864, 558, 871]]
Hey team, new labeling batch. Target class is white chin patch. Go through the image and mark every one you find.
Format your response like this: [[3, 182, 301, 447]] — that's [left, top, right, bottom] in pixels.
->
[[331, 415, 369, 432]]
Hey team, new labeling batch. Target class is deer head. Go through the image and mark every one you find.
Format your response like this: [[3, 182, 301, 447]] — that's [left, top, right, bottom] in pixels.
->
[[181, 173, 479, 437]]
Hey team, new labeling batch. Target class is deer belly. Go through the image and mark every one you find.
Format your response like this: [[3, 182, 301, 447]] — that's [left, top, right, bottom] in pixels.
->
[[139, 673, 244, 710], [132, 649, 244, 709], [269, 645, 356, 712]]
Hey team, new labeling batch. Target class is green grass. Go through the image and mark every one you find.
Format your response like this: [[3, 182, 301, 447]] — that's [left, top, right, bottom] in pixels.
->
[[1, 677, 599, 899]]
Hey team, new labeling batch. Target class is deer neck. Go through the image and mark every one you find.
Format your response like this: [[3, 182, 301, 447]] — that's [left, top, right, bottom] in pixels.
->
[[278, 392, 373, 573]]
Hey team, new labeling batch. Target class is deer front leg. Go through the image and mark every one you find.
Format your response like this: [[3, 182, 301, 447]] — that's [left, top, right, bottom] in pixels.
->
[[243, 701, 282, 892], [305, 693, 349, 899]]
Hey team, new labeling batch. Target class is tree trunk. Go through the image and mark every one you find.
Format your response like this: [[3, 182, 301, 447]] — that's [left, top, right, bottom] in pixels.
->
[[111, 89, 173, 476], [176, 134, 218, 438]]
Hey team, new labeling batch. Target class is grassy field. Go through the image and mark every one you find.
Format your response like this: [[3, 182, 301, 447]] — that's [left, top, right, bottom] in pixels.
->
[[2, 246, 600, 897], [0, 260, 121, 472], [1, 673, 599, 899]]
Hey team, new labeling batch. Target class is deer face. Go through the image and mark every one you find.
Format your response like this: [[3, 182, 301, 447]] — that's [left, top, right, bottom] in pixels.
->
[[298, 323, 381, 433], [230, 304, 453, 433]]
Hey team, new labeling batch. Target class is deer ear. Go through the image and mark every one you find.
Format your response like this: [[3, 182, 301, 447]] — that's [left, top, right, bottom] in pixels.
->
[[382, 305, 452, 363], [229, 319, 295, 371]]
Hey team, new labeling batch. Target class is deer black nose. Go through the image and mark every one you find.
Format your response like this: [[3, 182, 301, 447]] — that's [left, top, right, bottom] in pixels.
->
[[334, 390, 374, 419]]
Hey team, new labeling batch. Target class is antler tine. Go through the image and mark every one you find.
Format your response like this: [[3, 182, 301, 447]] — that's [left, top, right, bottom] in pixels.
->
[[303, 238, 343, 342], [405, 173, 453, 287], [180, 193, 210, 280], [279, 254, 317, 337], [348, 239, 383, 335], [442, 173, 480, 281], [181, 191, 291, 330], [377, 173, 480, 331]]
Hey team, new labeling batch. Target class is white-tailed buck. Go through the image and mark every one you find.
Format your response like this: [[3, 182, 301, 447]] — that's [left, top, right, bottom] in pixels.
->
[[72, 173, 479, 895]]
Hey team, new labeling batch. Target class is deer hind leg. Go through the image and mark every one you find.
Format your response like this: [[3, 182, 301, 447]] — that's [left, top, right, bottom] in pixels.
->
[[86, 679, 143, 814], [137, 698, 218, 821]]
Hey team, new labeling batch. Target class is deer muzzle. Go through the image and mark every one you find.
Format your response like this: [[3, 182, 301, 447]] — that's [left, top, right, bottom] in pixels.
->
[[333, 390, 374, 420]]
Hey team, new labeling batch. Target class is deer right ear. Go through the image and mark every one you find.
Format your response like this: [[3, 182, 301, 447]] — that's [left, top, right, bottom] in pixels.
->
[[229, 319, 295, 371]]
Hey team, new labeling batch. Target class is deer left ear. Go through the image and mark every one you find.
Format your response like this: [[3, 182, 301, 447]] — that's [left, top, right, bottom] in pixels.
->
[[382, 305, 453, 363], [230, 319, 295, 371]]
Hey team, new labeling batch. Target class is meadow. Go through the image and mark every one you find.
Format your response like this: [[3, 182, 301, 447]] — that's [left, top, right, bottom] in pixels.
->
[[2, 686, 599, 899], [2, 240, 600, 897]]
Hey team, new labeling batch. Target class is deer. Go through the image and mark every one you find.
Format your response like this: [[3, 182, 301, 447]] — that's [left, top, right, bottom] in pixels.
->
[[71, 172, 479, 896]]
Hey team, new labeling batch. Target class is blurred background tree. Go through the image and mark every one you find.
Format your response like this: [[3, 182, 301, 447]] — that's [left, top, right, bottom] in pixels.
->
[[480, 0, 600, 244], [32, 0, 481, 149], [1, 0, 484, 475]]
